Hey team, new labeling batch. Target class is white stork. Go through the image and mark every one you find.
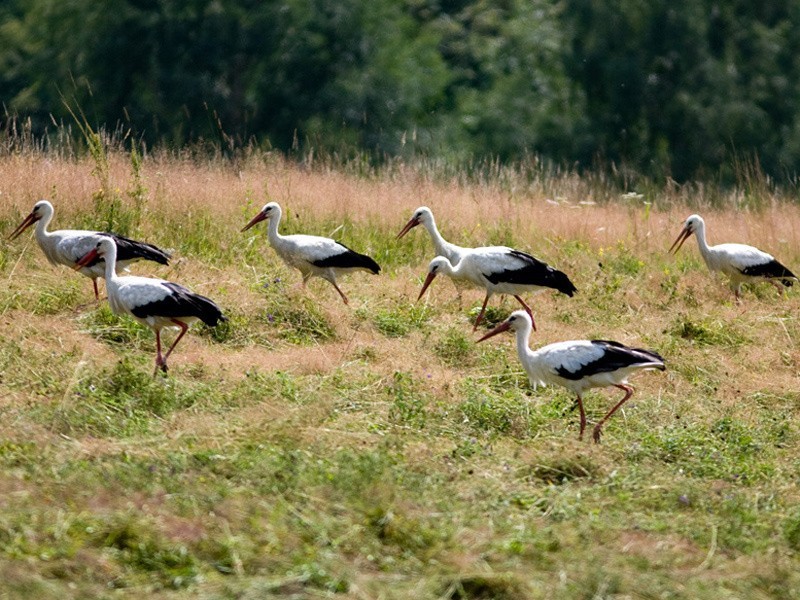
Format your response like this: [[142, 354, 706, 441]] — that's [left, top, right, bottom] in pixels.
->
[[478, 311, 666, 443], [242, 202, 381, 304], [417, 248, 577, 331], [75, 236, 226, 375], [9, 200, 170, 300], [396, 206, 469, 266], [670, 214, 797, 299]]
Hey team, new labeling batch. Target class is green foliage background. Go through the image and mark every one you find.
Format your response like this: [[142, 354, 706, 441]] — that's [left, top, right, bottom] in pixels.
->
[[3, 0, 800, 182]]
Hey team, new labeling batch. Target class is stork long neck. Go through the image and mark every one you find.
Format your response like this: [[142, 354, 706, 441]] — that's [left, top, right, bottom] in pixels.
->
[[424, 217, 452, 258], [266, 211, 284, 249], [693, 222, 712, 260], [514, 322, 535, 365], [439, 258, 462, 279], [102, 244, 119, 283], [34, 209, 54, 245]]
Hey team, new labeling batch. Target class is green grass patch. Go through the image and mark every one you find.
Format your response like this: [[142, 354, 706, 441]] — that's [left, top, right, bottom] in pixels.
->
[[668, 315, 748, 348], [78, 303, 153, 349], [372, 302, 430, 337], [47, 359, 209, 437], [434, 327, 476, 367]]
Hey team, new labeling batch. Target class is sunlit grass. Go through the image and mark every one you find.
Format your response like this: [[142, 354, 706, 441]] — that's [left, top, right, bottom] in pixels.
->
[[0, 149, 799, 598]]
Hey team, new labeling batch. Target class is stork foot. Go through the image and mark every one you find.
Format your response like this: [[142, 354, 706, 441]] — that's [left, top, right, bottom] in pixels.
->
[[592, 426, 603, 444], [153, 357, 169, 377]]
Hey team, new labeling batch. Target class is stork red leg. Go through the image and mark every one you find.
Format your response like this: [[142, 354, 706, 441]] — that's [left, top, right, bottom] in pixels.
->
[[153, 330, 166, 376], [513, 295, 536, 331], [162, 319, 190, 368], [93, 279, 100, 301], [576, 395, 586, 440], [329, 280, 349, 305], [592, 384, 634, 443], [472, 294, 491, 331]]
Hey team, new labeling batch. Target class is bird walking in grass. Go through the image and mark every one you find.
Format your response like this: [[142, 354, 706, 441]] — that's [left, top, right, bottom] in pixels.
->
[[669, 214, 797, 300], [417, 247, 576, 331], [478, 311, 666, 443], [75, 236, 226, 375], [9, 200, 170, 300], [242, 202, 381, 305]]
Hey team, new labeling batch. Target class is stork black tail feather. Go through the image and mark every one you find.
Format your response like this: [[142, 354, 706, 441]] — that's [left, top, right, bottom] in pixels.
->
[[192, 294, 227, 327], [138, 282, 226, 327], [313, 246, 381, 274], [741, 259, 796, 285], [551, 269, 578, 297], [356, 252, 381, 275], [108, 233, 171, 265]]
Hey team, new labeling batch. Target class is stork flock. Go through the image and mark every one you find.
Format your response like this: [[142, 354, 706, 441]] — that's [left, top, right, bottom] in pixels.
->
[[8, 200, 798, 443]]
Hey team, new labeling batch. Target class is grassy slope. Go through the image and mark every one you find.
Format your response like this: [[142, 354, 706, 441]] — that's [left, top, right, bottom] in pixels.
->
[[1, 153, 800, 598]]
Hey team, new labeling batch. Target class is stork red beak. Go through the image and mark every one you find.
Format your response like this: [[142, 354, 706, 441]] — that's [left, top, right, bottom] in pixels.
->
[[476, 320, 512, 343], [241, 210, 268, 232], [9, 212, 38, 240], [417, 271, 437, 301], [74, 248, 100, 270], [669, 226, 692, 255], [396, 216, 420, 240]]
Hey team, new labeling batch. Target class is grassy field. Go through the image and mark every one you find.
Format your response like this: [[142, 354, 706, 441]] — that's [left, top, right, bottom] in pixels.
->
[[1, 149, 800, 599]]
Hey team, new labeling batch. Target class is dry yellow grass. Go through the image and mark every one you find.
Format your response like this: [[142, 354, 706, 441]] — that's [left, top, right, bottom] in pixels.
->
[[5, 151, 800, 251]]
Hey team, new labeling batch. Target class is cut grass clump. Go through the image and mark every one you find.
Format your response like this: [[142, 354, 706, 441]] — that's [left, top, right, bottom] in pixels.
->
[[372, 303, 430, 338], [523, 455, 598, 485], [387, 371, 427, 429], [32, 281, 84, 315], [434, 327, 476, 367], [366, 505, 446, 554], [441, 573, 530, 600], [97, 516, 199, 590], [78, 303, 152, 349], [49, 359, 208, 437], [783, 510, 800, 550], [668, 316, 748, 348], [195, 308, 273, 348], [459, 377, 542, 437], [257, 282, 336, 344], [469, 305, 510, 329], [239, 369, 303, 404], [634, 420, 775, 482]]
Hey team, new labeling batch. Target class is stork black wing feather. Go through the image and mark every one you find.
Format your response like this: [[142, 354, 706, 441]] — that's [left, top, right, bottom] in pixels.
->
[[311, 243, 381, 274], [740, 259, 796, 286], [484, 250, 577, 296], [130, 282, 226, 326], [555, 340, 665, 380], [106, 233, 171, 265]]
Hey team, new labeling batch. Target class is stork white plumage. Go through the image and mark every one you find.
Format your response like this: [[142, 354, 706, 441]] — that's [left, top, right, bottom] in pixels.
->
[[478, 311, 666, 442], [396, 206, 470, 266], [9, 200, 170, 300], [242, 202, 381, 304], [417, 248, 577, 331], [75, 237, 226, 375], [670, 214, 797, 299]]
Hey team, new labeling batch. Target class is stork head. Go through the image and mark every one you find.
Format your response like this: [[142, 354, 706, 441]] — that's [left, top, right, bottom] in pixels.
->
[[417, 255, 450, 301], [476, 310, 532, 343], [397, 206, 433, 239], [9, 200, 53, 240], [669, 214, 704, 254], [74, 236, 115, 270], [242, 202, 281, 232]]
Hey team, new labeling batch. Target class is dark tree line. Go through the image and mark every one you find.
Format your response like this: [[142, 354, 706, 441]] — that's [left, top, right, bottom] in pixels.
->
[[2, 0, 800, 183]]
